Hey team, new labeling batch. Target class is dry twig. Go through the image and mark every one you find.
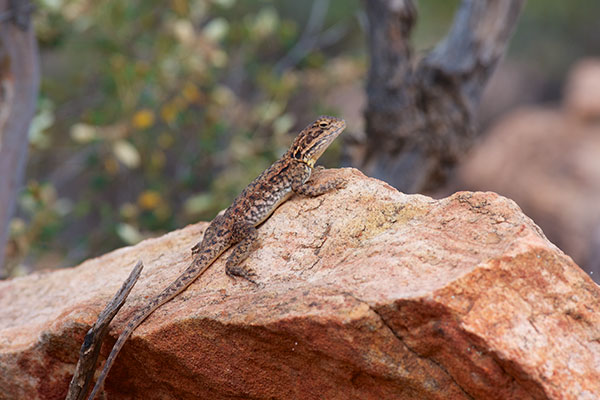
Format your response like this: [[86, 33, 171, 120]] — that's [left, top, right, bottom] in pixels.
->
[[65, 261, 144, 400]]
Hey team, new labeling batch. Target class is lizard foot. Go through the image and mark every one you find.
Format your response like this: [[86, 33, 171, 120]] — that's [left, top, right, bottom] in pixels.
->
[[331, 177, 347, 189], [226, 265, 258, 285]]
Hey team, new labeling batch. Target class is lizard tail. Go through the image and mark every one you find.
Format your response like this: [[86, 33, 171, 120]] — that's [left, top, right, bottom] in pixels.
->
[[87, 245, 226, 400]]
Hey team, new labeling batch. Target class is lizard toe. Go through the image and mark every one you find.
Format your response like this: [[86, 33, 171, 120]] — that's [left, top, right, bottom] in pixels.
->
[[226, 265, 258, 284]]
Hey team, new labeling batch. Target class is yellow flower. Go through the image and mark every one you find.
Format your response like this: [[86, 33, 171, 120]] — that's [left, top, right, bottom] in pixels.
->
[[132, 109, 155, 130], [160, 103, 178, 124], [182, 82, 201, 102], [171, 0, 189, 17], [104, 158, 119, 175], [119, 202, 139, 219], [138, 190, 162, 210]]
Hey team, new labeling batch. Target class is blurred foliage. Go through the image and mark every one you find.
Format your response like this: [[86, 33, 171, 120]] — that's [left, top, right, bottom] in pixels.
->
[[7, 0, 364, 275], [6, 0, 600, 275]]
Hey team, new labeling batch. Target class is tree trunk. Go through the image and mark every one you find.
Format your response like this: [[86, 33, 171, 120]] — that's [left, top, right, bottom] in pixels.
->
[[0, 0, 39, 277], [353, 0, 524, 193]]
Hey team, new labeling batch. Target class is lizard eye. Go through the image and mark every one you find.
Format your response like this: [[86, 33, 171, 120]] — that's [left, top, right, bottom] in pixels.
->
[[318, 121, 329, 128]]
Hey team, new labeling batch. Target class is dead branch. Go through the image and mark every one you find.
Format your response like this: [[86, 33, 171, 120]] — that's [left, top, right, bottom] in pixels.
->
[[65, 261, 144, 400], [352, 0, 524, 193], [0, 0, 38, 276]]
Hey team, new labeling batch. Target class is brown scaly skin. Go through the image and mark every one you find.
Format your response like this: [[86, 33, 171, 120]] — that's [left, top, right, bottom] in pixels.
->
[[87, 116, 346, 399]]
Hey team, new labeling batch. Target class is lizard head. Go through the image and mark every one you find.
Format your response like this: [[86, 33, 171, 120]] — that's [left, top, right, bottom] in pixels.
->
[[289, 115, 346, 168]]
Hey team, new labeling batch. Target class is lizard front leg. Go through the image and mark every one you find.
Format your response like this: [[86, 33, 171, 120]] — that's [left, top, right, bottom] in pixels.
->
[[225, 222, 259, 283], [292, 175, 346, 197]]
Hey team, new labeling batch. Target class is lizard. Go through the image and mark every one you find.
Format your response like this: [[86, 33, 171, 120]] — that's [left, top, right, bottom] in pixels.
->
[[87, 115, 347, 399]]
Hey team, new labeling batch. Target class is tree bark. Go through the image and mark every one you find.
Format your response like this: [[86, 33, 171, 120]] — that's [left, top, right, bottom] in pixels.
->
[[0, 0, 39, 277], [355, 0, 524, 193]]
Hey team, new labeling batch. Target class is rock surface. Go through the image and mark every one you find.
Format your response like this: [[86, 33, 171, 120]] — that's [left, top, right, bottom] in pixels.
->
[[457, 58, 600, 281], [1, 168, 599, 400]]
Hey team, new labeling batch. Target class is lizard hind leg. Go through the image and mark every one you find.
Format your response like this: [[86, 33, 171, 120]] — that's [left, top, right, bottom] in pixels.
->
[[192, 214, 228, 255], [225, 222, 259, 284]]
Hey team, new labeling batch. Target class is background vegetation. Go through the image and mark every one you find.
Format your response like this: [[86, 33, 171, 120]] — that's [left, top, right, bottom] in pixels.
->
[[5, 0, 600, 276]]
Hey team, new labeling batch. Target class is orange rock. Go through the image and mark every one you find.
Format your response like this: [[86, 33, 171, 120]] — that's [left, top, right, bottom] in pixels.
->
[[459, 78, 600, 280], [1, 169, 598, 399]]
